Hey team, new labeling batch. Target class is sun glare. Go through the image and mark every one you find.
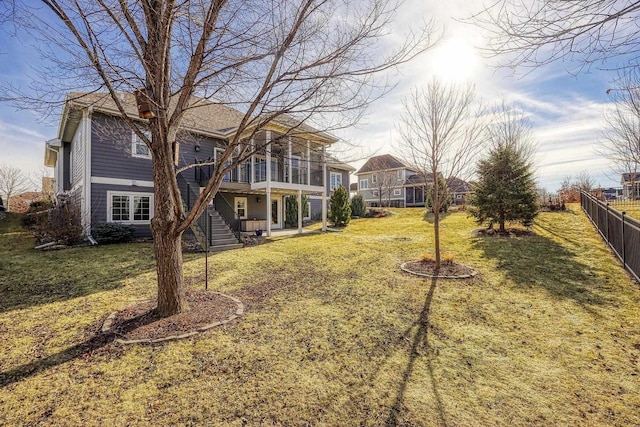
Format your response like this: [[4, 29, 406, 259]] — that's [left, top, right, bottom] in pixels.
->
[[431, 38, 480, 83]]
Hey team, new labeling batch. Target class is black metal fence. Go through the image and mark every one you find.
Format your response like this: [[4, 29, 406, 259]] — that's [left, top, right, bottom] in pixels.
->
[[581, 191, 640, 282]]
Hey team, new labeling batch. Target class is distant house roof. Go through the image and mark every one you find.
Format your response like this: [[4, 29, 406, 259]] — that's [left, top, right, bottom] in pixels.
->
[[355, 154, 411, 174], [621, 172, 640, 183], [326, 155, 356, 172]]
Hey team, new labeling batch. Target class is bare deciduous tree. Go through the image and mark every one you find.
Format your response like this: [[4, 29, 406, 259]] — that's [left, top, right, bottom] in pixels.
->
[[397, 79, 485, 270], [371, 169, 403, 207], [601, 70, 640, 197], [0, 164, 32, 211], [2, 1, 436, 316], [475, 1, 640, 73], [558, 171, 595, 202]]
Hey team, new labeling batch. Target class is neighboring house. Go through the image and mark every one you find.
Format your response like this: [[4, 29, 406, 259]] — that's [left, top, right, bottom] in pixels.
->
[[44, 92, 346, 250], [355, 154, 471, 207], [601, 187, 624, 201], [8, 191, 49, 213], [621, 173, 640, 200], [356, 154, 413, 207]]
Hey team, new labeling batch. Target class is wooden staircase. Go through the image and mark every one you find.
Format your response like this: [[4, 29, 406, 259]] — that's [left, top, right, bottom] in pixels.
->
[[207, 208, 243, 252]]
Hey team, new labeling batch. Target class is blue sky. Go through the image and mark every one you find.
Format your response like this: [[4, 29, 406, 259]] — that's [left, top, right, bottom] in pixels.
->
[[0, 1, 623, 192]]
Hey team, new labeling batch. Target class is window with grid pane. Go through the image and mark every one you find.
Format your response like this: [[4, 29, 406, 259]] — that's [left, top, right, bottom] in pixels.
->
[[108, 192, 153, 223], [112, 195, 130, 221], [133, 196, 150, 221]]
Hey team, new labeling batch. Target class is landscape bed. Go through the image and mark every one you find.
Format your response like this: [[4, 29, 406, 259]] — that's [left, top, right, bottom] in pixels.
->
[[1, 207, 639, 425]]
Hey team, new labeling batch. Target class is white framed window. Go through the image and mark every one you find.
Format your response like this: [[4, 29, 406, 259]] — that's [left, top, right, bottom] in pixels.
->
[[359, 179, 368, 189], [330, 171, 342, 190], [371, 174, 378, 184], [372, 190, 379, 197], [234, 197, 248, 219], [107, 191, 154, 223], [393, 189, 402, 196], [456, 194, 463, 199], [397, 170, 403, 180], [132, 131, 151, 159]]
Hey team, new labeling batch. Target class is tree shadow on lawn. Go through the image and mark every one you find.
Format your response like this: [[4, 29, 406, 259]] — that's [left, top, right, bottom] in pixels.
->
[[0, 313, 156, 388], [387, 277, 447, 427], [0, 241, 157, 314], [471, 233, 609, 307]]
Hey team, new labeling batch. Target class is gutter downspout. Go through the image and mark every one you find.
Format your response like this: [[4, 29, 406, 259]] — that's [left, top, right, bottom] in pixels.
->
[[84, 106, 97, 245]]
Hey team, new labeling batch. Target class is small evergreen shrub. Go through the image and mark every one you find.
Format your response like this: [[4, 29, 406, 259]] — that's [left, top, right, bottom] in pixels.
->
[[92, 222, 135, 244], [285, 195, 309, 227], [426, 176, 451, 213], [350, 194, 365, 217], [328, 185, 351, 227]]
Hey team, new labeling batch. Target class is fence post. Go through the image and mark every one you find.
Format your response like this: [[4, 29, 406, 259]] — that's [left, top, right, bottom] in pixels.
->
[[605, 203, 609, 242], [622, 211, 626, 268]]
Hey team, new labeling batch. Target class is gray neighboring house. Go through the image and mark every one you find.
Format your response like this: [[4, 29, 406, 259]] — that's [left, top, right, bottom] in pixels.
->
[[621, 172, 640, 200], [354, 154, 471, 207], [44, 92, 348, 250], [355, 154, 414, 207]]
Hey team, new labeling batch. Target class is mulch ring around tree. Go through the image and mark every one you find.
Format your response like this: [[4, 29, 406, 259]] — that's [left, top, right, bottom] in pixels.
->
[[471, 227, 535, 237], [101, 290, 244, 345], [400, 260, 477, 279]]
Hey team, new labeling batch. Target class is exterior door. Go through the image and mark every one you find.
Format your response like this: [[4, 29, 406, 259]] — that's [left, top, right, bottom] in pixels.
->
[[271, 197, 282, 229], [234, 197, 248, 219]]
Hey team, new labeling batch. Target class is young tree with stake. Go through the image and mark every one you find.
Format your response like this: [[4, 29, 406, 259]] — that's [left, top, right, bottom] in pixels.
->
[[397, 79, 485, 270]]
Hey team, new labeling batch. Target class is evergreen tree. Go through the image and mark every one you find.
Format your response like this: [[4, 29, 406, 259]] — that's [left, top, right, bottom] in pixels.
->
[[329, 185, 351, 227], [426, 176, 451, 213], [285, 195, 309, 227], [350, 194, 366, 217], [469, 145, 538, 232]]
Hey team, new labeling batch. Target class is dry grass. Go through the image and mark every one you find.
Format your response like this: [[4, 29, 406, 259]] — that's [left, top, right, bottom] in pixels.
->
[[1, 206, 640, 425]]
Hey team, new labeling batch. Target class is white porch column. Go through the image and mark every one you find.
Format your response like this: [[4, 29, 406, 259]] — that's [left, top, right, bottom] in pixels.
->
[[298, 189, 303, 234], [250, 137, 255, 184], [266, 131, 272, 237], [288, 136, 293, 184], [322, 145, 327, 231], [306, 140, 311, 185]]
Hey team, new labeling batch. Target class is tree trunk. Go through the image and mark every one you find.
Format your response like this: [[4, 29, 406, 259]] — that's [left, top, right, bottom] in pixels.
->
[[499, 218, 506, 233], [433, 171, 441, 270], [152, 220, 188, 316], [150, 125, 189, 317]]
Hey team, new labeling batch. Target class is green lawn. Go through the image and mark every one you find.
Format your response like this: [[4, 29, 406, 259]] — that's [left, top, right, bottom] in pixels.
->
[[1, 207, 640, 425]]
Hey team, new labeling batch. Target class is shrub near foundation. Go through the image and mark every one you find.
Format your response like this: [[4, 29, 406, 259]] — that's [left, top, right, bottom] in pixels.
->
[[93, 223, 135, 244]]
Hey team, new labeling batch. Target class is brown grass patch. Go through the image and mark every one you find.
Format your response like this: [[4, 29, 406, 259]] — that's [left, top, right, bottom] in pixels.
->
[[403, 260, 476, 278], [108, 290, 239, 341]]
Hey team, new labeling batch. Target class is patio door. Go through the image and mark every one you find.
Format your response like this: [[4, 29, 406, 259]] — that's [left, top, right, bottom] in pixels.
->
[[271, 197, 282, 229]]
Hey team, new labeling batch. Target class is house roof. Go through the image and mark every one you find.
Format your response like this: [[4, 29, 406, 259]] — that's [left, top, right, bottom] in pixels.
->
[[326, 154, 356, 172], [59, 92, 337, 144], [355, 154, 411, 174], [621, 172, 640, 183]]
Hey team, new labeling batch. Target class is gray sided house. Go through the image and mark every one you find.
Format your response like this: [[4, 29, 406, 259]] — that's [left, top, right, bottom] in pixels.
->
[[354, 154, 471, 208], [621, 172, 640, 200], [308, 157, 355, 220], [44, 92, 347, 251]]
